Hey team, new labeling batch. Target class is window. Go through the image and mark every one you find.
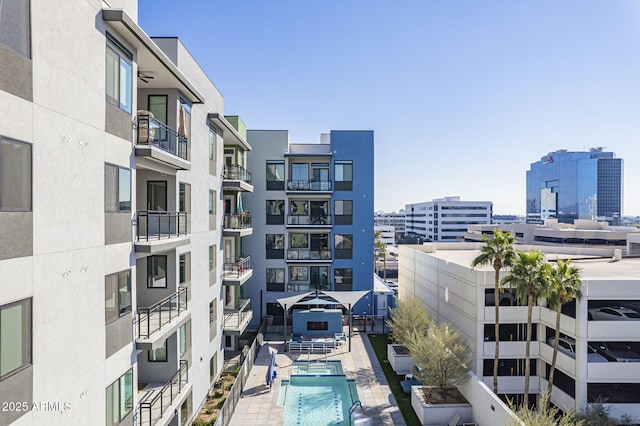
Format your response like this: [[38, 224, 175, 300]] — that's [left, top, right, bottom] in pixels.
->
[[147, 255, 167, 288], [179, 183, 190, 213], [209, 352, 218, 384], [105, 164, 131, 212], [209, 300, 217, 340], [0, 298, 31, 379], [105, 270, 131, 324], [106, 34, 133, 114], [266, 161, 285, 190], [209, 190, 216, 215], [289, 200, 309, 216], [334, 161, 353, 190], [334, 234, 353, 259], [290, 163, 309, 185], [0, 0, 30, 57], [266, 268, 285, 292], [179, 253, 190, 284], [0, 137, 31, 211], [266, 200, 284, 225], [148, 95, 167, 140], [106, 368, 133, 426], [290, 233, 308, 248], [266, 234, 284, 259], [334, 268, 353, 291], [148, 341, 167, 362], [209, 127, 218, 162], [180, 321, 191, 357], [209, 245, 216, 272], [310, 266, 329, 291], [334, 200, 352, 225], [290, 266, 308, 281]]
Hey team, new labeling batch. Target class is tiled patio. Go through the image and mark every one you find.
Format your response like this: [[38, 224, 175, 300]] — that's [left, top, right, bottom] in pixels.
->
[[227, 331, 406, 426]]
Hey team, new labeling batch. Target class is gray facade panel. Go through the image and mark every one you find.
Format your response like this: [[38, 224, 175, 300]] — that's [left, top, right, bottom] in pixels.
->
[[0, 44, 32, 101], [105, 103, 133, 141], [0, 212, 32, 260], [0, 366, 32, 426], [105, 212, 131, 245], [106, 313, 133, 358]]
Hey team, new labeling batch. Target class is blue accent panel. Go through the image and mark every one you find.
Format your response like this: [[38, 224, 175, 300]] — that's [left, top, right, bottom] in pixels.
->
[[330, 131, 374, 314]]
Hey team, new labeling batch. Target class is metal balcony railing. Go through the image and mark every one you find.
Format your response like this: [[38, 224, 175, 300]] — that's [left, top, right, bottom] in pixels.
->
[[138, 360, 188, 426], [286, 249, 331, 261], [224, 213, 252, 230], [286, 283, 331, 293], [286, 180, 332, 191], [136, 114, 188, 160], [136, 211, 187, 241], [137, 287, 188, 339], [223, 298, 252, 330], [222, 256, 252, 279], [287, 215, 331, 226], [223, 164, 252, 184]]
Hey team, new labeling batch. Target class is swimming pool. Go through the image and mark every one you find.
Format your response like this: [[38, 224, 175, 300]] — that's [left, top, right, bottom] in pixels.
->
[[281, 361, 360, 426]]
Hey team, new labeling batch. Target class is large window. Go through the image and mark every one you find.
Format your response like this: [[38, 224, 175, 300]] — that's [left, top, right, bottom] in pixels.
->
[[209, 190, 216, 215], [209, 300, 217, 340], [105, 270, 132, 324], [334, 200, 352, 225], [266, 268, 285, 292], [180, 321, 191, 357], [106, 368, 133, 426], [266, 200, 284, 225], [334, 234, 353, 259], [310, 266, 329, 291], [334, 161, 353, 191], [0, 137, 31, 211], [105, 164, 131, 212], [290, 266, 308, 282], [0, 298, 31, 379], [334, 268, 353, 291], [0, 0, 30, 57], [266, 234, 284, 259], [148, 341, 167, 362], [179, 252, 191, 284], [209, 353, 218, 384], [105, 34, 133, 114], [290, 233, 308, 248], [179, 183, 190, 213], [209, 127, 218, 162], [147, 255, 167, 288], [266, 161, 285, 190]]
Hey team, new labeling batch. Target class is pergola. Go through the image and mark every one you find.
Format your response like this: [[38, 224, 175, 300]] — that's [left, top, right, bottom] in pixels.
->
[[276, 290, 369, 352]]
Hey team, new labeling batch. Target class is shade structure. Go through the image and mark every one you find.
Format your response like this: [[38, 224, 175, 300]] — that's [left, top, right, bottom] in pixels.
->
[[275, 290, 369, 310]]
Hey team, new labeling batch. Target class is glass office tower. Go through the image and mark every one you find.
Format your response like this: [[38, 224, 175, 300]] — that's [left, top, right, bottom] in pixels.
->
[[526, 149, 623, 224]]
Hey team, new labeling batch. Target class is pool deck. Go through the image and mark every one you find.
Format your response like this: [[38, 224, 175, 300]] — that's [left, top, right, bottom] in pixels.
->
[[228, 331, 406, 426]]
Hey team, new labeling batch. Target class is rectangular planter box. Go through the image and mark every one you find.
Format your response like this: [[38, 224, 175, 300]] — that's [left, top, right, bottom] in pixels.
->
[[387, 344, 413, 375], [411, 386, 473, 426]]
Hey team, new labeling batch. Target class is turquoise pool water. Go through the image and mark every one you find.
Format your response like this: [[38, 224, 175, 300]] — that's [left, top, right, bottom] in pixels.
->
[[280, 361, 359, 426], [291, 360, 344, 375]]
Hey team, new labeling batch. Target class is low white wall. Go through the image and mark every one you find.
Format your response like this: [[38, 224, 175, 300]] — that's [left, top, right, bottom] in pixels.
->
[[387, 344, 413, 375], [411, 386, 473, 425], [458, 371, 522, 426]]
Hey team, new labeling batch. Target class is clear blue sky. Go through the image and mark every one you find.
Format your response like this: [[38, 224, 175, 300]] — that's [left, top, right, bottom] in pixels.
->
[[139, 1, 640, 216]]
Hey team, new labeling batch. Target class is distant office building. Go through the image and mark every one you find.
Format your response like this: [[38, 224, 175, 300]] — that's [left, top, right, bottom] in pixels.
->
[[526, 148, 623, 225], [244, 130, 374, 325], [374, 211, 406, 235], [374, 225, 395, 245], [405, 197, 492, 242]]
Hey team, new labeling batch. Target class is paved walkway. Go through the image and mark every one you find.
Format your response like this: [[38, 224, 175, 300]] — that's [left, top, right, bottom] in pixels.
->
[[228, 331, 406, 426]]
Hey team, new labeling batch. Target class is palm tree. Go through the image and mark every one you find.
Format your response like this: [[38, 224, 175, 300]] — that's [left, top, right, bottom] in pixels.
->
[[502, 249, 549, 406], [471, 229, 516, 393], [546, 259, 582, 405]]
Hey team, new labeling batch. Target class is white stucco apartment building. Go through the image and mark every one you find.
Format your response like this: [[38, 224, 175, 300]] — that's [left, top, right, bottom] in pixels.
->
[[0, 1, 250, 424]]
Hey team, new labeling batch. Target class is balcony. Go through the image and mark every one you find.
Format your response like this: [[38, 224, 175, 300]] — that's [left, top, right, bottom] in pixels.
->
[[286, 249, 332, 262], [135, 211, 189, 253], [286, 283, 331, 293], [136, 287, 189, 350], [135, 114, 190, 171], [222, 256, 253, 286], [223, 213, 253, 237], [286, 180, 332, 193], [223, 298, 253, 335], [222, 164, 253, 192], [287, 215, 331, 227], [138, 360, 190, 426]]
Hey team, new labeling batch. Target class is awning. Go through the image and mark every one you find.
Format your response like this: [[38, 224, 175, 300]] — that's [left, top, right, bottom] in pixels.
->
[[276, 292, 312, 309], [276, 291, 369, 310]]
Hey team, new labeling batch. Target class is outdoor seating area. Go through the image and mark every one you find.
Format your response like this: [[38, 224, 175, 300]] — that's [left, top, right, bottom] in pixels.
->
[[288, 334, 338, 352], [400, 377, 422, 394]]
